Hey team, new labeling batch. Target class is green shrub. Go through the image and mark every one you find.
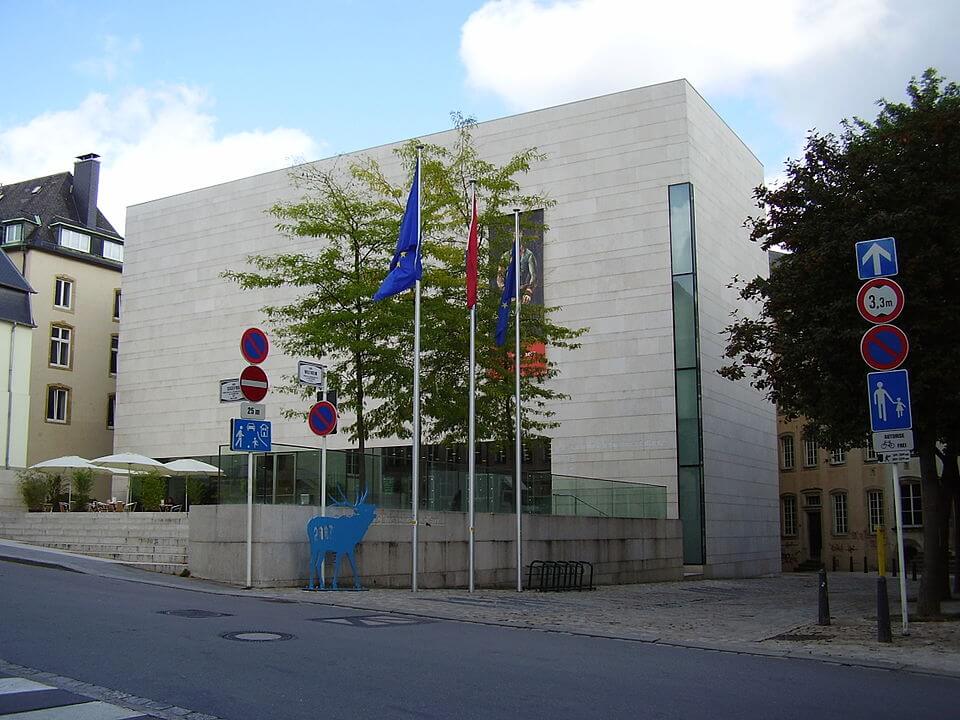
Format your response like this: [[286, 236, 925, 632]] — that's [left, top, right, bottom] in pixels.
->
[[71, 469, 94, 511], [42, 473, 64, 507], [138, 469, 166, 511], [186, 477, 207, 505], [16, 470, 48, 511]]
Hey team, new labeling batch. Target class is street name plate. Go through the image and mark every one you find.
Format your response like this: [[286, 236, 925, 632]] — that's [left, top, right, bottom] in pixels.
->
[[872, 430, 913, 453], [240, 402, 266, 420], [298, 360, 325, 386], [880, 451, 912, 464], [220, 378, 243, 403]]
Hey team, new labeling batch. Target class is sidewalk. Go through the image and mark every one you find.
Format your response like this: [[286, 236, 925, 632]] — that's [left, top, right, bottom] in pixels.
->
[[2, 539, 958, 678]]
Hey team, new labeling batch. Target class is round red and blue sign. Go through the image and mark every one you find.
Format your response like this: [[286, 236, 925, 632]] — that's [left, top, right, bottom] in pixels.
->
[[860, 324, 909, 371], [240, 328, 269, 364], [308, 401, 337, 437]]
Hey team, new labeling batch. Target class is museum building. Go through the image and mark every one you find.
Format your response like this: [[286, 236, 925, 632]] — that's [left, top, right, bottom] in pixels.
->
[[117, 79, 779, 578]]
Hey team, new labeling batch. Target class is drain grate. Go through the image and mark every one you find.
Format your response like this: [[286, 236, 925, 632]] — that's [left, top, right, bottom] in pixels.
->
[[222, 631, 294, 642], [159, 609, 233, 619], [308, 614, 436, 628]]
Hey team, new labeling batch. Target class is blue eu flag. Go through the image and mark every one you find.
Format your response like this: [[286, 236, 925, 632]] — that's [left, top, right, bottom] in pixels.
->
[[373, 161, 422, 301], [495, 243, 517, 347]]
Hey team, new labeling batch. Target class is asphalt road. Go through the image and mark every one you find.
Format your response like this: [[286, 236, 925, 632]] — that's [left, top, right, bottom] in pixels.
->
[[0, 560, 956, 720]]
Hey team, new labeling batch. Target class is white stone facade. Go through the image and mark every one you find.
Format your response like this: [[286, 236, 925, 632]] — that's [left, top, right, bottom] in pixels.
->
[[119, 80, 778, 576]]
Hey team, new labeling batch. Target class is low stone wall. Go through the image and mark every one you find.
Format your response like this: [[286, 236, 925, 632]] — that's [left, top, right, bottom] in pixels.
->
[[0, 468, 23, 511], [188, 505, 683, 588], [0, 511, 189, 573]]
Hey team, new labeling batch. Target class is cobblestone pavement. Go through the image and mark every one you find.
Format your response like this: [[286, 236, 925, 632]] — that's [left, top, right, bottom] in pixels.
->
[[267, 573, 960, 677]]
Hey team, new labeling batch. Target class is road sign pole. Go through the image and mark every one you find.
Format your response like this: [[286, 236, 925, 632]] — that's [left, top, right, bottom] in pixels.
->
[[891, 462, 909, 635], [246, 451, 253, 589], [321, 373, 327, 517]]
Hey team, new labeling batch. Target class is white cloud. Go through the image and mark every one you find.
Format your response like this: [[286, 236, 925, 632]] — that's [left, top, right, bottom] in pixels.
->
[[0, 85, 320, 234], [461, 0, 960, 141], [74, 35, 143, 82]]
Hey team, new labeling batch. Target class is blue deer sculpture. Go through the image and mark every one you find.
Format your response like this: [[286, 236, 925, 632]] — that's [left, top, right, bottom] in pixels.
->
[[307, 489, 377, 590]]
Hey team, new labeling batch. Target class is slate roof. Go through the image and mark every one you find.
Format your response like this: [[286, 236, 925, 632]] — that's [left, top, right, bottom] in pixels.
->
[[0, 171, 121, 242], [0, 250, 35, 326]]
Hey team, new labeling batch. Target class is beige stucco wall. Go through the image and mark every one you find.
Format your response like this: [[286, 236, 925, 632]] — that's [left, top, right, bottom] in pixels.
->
[[7, 248, 120, 464], [0, 320, 33, 468]]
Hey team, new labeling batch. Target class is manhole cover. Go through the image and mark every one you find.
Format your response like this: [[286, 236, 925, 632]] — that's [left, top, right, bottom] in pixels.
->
[[308, 614, 436, 628], [158, 609, 233, 618], [222, 631, 294, 642]]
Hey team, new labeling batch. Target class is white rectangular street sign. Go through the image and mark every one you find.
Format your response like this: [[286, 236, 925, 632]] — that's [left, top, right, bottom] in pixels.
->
[[298, 360, 325, 386], [240, 402, 266, 420], [219, 378, 243, 403], [873, 430, 913, 453], [880, 451, 912, 464]]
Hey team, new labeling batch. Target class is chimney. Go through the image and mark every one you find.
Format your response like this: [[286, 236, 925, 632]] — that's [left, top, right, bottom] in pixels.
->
[[73, 153, 101, 229]]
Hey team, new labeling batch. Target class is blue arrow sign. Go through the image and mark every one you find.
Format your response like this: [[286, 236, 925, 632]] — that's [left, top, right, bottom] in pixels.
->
[[856, 237, 898, 280], [866, 369, 912, 432], [230, 418, 272, 452]]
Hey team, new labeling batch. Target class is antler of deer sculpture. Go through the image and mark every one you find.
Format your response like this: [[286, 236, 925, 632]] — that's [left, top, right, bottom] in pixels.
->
[[307, 488, 377, 590]]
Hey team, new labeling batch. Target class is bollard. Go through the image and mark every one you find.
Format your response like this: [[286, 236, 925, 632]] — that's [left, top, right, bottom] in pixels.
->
[[864, 555, 868, 573], [849, 555, 854, 573], [818, 569, 831, 626], [912, 562, 917, 581], [877, 577, 892, 643], [832, 556, 838, 572]]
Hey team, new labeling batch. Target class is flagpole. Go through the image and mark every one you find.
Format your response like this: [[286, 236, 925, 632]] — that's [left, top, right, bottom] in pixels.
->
[[411, 146, 423, 592], [513, 208, 522, 592], [468, 179, 477, 593]]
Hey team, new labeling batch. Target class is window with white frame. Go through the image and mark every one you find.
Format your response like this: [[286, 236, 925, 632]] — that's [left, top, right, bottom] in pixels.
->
[[782, 495, 797, 536], [865, 446, 878, 462], [832, 492, 849, 534], [113, 289, 121, 321], [780, 435, 795, 470], [107, 394, 116, 429], [3, 223, 22, 244], [803, 438, 818, 467], [522, 443, 532, 463], [103, 240, 124, 262], [109, 335, 119, 375], [868, 489, 884, 532], [54, 277, 73, 310], [59, 227, 91, 253], [830, 448, 845, 465], [49, 325, 72, 367], [901, 482, 922, 527], [46, 386, 69, 423]]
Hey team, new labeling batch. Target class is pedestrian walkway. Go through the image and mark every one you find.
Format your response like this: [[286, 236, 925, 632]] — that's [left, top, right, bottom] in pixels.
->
[[0, 671, 154, 719]]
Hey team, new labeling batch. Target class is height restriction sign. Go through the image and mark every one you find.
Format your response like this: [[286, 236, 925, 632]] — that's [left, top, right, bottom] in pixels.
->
[[856, 278, 904, 324]]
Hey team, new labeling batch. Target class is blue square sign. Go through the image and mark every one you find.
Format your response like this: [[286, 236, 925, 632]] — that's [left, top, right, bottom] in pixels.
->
[[231, 418, 272, 452], [866, 369, 912, 432], [856, 237, 898, 280]]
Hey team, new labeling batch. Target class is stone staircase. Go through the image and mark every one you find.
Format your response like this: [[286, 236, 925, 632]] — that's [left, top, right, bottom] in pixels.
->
[[0, 512, 188, 574]]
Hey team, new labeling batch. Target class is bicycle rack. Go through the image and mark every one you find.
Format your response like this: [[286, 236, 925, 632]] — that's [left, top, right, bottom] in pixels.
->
[[527, 560, 594, 592]]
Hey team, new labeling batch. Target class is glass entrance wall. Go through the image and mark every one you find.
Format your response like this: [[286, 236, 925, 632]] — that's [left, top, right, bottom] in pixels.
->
[[182, 444, 668, 520]]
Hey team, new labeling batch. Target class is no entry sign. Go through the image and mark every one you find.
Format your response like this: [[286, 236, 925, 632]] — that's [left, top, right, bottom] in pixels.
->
[[857, 278, 904, 324], [861, 324, 909, 371], [308, 401, 337, 436], [240, 365, 269, 402], [240, 328, 269, 364]]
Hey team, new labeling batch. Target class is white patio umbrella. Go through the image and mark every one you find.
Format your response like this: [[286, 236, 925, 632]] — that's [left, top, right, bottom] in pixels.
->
[[163, 459, 221, 510], [91, 453, 169, 504], [29, 456, 108, 508]]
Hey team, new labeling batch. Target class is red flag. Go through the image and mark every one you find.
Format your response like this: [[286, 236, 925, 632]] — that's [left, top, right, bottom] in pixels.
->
[[466, 192, 479, 308]]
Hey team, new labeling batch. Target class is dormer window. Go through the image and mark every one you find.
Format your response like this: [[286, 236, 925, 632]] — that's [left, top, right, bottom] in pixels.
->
[[59, 227, 91, 253], [3, 223, 22, 244], [103, 239, 124, 262]]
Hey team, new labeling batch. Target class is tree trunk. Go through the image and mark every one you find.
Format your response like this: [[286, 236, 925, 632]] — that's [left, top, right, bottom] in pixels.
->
[[917, 439, 945, 616], [953, 489, 960, 596]]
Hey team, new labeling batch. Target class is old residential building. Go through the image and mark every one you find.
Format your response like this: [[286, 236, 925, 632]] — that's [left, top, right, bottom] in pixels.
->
[[0, 154, 123, 465]]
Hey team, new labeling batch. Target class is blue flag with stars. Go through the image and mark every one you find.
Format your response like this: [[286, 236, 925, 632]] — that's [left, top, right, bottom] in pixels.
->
[[373, 160, 422, 301], [495, 243, 517, 347]]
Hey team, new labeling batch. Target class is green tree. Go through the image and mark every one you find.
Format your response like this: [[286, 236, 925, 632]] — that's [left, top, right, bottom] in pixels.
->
[[225, 115, 584, 476], [720, 70, 960, 615]]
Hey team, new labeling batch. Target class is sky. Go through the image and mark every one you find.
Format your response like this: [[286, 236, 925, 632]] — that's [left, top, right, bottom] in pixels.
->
[[1, 0, 957, 235]]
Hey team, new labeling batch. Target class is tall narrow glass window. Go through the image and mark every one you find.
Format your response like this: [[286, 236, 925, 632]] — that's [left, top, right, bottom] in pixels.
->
[[669, 182, 704, 565]]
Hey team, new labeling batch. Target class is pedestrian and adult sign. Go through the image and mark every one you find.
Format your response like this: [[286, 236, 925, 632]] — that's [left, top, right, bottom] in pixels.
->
[[240, 365, 269, 402], [308, 401, 337, 437], [867, 369, 912, 432], [856, 278, 904, 324], [860, 324, 909, 371], [231, 418, 272, 452], [240, 328, 269, 364], [856, 237, 898, 280]]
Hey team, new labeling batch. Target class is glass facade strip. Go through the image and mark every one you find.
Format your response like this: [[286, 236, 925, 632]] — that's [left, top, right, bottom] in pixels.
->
[[668, 185, 694, 275], [672, 274, 697, 368], [678, 466, 704, 564]]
